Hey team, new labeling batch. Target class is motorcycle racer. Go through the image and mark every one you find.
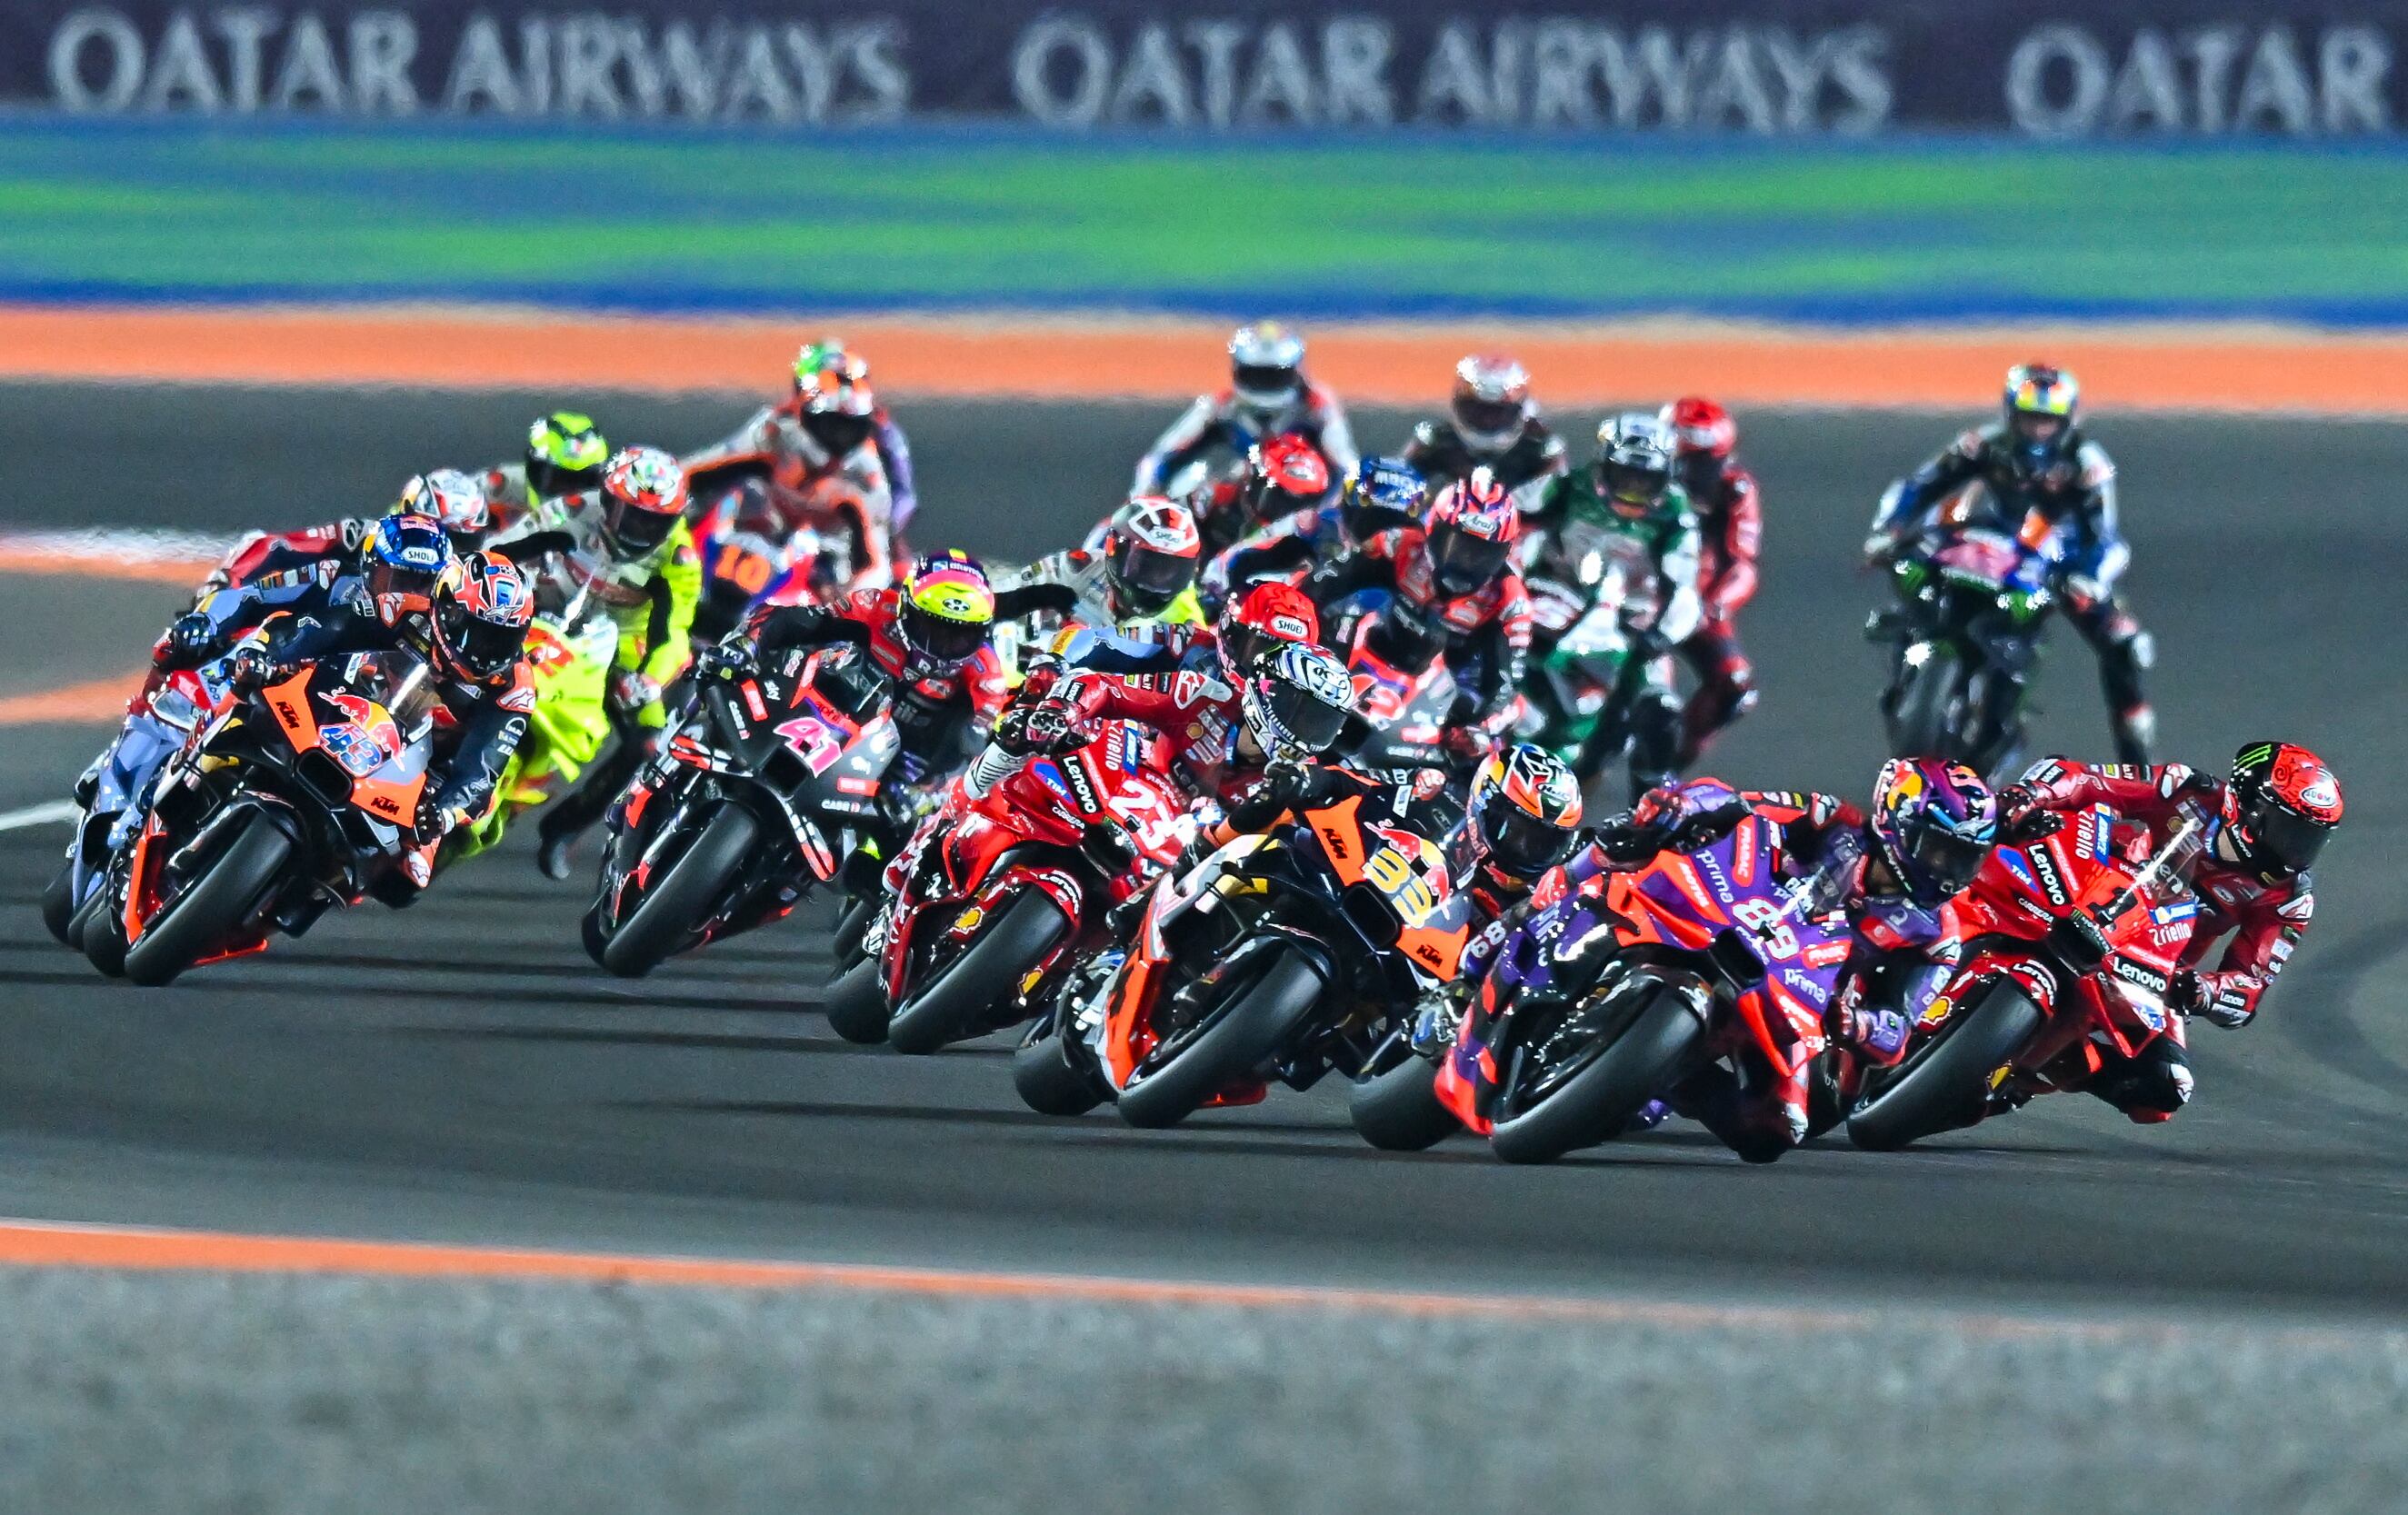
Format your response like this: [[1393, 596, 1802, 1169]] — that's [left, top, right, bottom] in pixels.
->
[[1865, 364, 2155, 764], [1992, 743, 2339, 1122], [1133, 322, 1359, 494], [486, 446, 704, 878], [1659, 397, 1763, 765], [1304, 469, 1534, 754], [1508, 760, 2001, 1158], [1203, 455, 1425, 605], [1402, 354, 1567, 513], [994, 495, 1207, 649], [165, 512, 458, 672], [683, 343, 899, 594], [481, 412, 611, 531], [1184, 433, 1336, 559], [196, 469, 491, 599], [1524, 414, 1704, 796]]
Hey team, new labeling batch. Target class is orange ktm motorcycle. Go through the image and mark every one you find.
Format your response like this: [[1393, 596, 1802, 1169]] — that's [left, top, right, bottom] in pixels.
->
[[85, 650, 441, 986], [1011, 782, 1470, 1129]]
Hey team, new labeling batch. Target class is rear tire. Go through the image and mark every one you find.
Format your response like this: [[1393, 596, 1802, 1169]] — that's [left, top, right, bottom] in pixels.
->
[[599, 803, 759, 979], [887, 893, 1072, 1055], [123, 813, 292, 987], [1117, 949, 1324, 1131], [1846, 980, 2043, 1151], [1348, 1055, 1460, 1151], [821, 954, 893, 1044], [1490, 990, 1703, 1165], [1012, 1017, 1104, 1117], [1891, 650, 1967, 761]]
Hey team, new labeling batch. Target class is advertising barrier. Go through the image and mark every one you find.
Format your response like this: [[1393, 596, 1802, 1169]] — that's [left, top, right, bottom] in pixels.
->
[[13, 1, 2408, 135]]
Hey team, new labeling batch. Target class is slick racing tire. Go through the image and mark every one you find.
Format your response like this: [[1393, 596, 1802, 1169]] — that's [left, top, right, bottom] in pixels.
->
[[887, 892, 1072, 1056], [78, 888, 128, 979], [1489, 987, 1702, 1166], [829, 892, 875, 964], [123, 812, 292, 988], [1845, 979, 2043, 1151], [1891, 650, 1968, 762], [1347, 1056, 1461, 1151], [41, 860, 77, 947], [1012, 1017, 1104, 1117], [599, 803, 759, 979], [1117, 947, 1323, 1131], [821, 954, 893, 1045]]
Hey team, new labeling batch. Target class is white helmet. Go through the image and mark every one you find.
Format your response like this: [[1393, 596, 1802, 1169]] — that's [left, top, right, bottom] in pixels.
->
[[1239, 641, 1356, 760], [1230, 321, 1307, 419]]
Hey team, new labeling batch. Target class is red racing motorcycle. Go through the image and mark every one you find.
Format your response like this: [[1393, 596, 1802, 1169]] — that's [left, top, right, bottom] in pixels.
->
[[826, 717, 1194, 1053], [1845, 801, 2205, 1149]]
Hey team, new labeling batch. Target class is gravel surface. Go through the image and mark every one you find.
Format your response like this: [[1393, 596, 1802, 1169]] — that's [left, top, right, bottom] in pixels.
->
[[5, 1270, 2404, 1515]]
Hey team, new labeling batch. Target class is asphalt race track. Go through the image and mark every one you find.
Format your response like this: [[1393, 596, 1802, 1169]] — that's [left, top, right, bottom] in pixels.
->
[[2, 381, 2404, 1318]]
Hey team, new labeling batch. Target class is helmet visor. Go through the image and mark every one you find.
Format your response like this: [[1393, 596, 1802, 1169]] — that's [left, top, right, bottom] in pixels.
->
[[803, 410, 875, 457], [442, 601, 526, 679], [2248, 802, 2332, 872], [1599, 460, 1670, 515], [1233, 365, 1301, 405], [367, 558, 445, 623], [1483, 802, 1575, 875], [1454, 395, 1524, 442], [1113, 543, 1196, 613], [1258, 679, 1350, 755], [904, 603, 987, 665], [1431, 528, 1509, 596], [605, 498, 676, 559], [1905, 821, 1991, 897]]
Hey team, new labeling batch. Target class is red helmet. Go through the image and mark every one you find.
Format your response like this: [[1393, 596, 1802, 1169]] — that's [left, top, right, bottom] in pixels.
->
[[1661, 396, 1736, 501], [435, 550, 535, 681], [1218, 580, 1319, 682], [1104, 495, 1203, 618], [1424, 468, 1518, 596], [598, 446, 688, 562], [1240, 434, 1333, 527], [2223, 742, 2341, 874]]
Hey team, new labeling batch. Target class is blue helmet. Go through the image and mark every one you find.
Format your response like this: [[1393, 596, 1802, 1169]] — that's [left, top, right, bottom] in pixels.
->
[[1341, 455, 1425, 544], [362, 513, 457, 629]]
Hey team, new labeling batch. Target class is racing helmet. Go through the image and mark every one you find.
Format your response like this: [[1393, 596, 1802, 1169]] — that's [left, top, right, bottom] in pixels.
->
[[2003, 363, 2079, 477], [899, 550, 996, 670], [435, 550, 536, 682], [1239, 641, 1356, 761], [1229, 322, 1306, 420], [1424, 468, 1518, 597], [1470, 744, 1585, 879], [1450, 354, 1533, 454], [1660, 395, 1737, 501], [2223, 742, 2342, 874], [362, 513, 457, 631], [1594, 413, 1675, 523], [1241, 434, 1334, 527], [396, 468, 491, 547], [793, 342, 878, 457], [525, 411, 609, 500], [1218, 581, 1320, 683], [597, 446, 688, 563], [1342, 455, 1426, 546], [1104, 495, 1203, 618], [1867, 758, 2002, 907]]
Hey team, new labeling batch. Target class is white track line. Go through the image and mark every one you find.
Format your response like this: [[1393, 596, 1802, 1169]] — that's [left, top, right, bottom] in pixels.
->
[[0, 801, 78, 832]]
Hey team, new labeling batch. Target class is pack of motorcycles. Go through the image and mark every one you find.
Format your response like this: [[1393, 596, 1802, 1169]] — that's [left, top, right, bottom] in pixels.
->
[[40, 422, 2169, 1165]]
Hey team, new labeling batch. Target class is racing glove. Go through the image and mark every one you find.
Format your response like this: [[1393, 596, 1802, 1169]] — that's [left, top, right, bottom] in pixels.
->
[[413, 791, 463, 842], [226, 644, 283, 691], [994, 700, 1082, 757], [2174, 970, 2251, 1029], [694, 639, 754, 682], [1993, 783, 2065, 843], [1585, 818, 1663, 867], [609, 669, 664, 716], [161, 612, 223, 668]]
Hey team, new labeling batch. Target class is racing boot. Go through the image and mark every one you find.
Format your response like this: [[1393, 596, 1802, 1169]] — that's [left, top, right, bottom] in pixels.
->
[[2113, 703, 2156, 768]]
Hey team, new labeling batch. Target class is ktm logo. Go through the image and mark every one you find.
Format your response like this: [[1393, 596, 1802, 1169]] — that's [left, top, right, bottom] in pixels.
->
[[1319, 825, 1350, 860]]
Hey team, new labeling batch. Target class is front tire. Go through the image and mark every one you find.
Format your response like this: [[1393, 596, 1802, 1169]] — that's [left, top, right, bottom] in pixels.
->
[[41, 860, 76, 947], [1012, 1017, 1104, 1117], [887, 892, 1073, 1055], [122, 812, 292, 987], [1117, 948, 1324, 1131], [821, 954, 892, 1044], [1846, 980, 2043, 1151], [1489, 989, 1703, 1165], [1891, 648, 1967, 761], [598, 802, 759, 979], [1348, 1056, 1460, 1151]]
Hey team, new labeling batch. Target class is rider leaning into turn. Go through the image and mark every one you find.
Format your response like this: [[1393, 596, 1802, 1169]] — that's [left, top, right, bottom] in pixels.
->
[[683, 343, 902, 594], [1524, 414, 1704, 799], [1402, 354, 1567, 514], [1304, 469, 1534, 762], [1204, 454, 1426, 608], [1866, 363, 2154, 765], [1133, 321, 1359, 496], [1993, 743, 2340, 1123], [1659, 397, 1764, 767], [994, 494, 1207, 653], [1179, 433, 1336, 560], [197, 469, 493, 600], [1528, 759, 2003, 1160], [481, 411, 612, 533], [485, 446, 703, 879]]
